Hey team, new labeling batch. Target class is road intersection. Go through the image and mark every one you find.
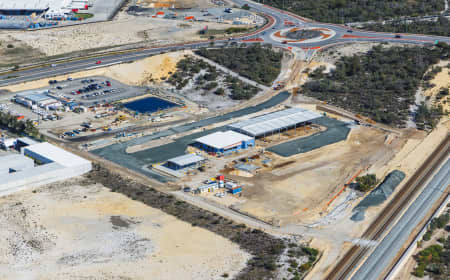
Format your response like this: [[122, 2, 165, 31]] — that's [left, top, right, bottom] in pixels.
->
[[1, 0, 449, 86]]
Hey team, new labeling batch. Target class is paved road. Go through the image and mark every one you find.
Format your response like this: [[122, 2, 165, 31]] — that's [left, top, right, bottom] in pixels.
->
[[1, 0, 449, 87], [352, 159, 450, 280]]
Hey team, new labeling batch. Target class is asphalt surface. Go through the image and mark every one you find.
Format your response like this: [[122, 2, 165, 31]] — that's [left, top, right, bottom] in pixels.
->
[[1, 0, 449, 87], [352, 159, 450, 280], [91, 91, 290, 182], [267, 117, 351, 157]]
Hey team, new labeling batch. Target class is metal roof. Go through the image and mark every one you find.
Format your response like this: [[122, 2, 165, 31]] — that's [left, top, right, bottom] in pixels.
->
[[195, 130, 253, 150], [167, 153, 204, 167], [0, 153, 34, 174], [0, 0, 69, 10], [24, 142, 90, 168], [26, 94, 53, 103], [17, 137, 39, 146], [228, 107, 322, 137]]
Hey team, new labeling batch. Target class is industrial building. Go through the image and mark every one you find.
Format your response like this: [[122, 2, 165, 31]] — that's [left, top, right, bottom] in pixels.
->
[[166, 153, 205, 170], [194, 130, 255, 154], [15, 91, 62, 109], [0, 0, 91, 15], [0, 137, 16, 150], [0, 140, 92, 197], [0, 153, 34, 176], [228, 107, 322, 138]]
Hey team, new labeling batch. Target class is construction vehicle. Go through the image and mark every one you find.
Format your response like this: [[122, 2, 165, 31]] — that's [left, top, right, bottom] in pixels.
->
[[292, 87, 299, 95], [273, 81, 286, 90], [117, 115, 128, 121]]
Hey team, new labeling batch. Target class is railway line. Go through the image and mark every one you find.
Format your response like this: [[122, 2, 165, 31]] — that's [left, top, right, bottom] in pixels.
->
[[326, 135, 450, 280]]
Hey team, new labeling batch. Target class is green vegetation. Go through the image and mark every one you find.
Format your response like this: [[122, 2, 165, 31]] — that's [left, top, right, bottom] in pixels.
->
[[0, 111, 42, 140], [199, 27, 251, 36], [195, 44, 283, 86], [302, 44, 449, 127], [413, 212, 450, 279], [363, 16, 450, 37], [167, 55, 260, 100], [263, 0, 444, 23], [286, 245, 321, 277], [242, 4, 250, 10], [355, 174, 377, 192], [225, 74, 260, 100], [415, 102, 443, 130], [74, 13, 94, 19], [422, 213, 450, 242], [167, 56, 211, 90], [413, 241, 449, 279]]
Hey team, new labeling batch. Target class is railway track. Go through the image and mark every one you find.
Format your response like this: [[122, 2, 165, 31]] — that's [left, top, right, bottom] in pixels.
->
[[326, 135, 449, 280]]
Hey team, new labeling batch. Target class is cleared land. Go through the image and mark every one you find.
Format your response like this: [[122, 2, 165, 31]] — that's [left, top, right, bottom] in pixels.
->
[[0, 52, 187, 92], [230, 124, 399, 226], [0, 36, 44, 67], [0, 177, 250, 280]]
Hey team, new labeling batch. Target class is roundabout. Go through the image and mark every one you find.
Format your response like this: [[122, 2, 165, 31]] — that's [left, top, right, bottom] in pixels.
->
[[271, 26, 336, 44]]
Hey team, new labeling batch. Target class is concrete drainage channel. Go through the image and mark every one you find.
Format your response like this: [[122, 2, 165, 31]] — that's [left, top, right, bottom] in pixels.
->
[[92, 91, 355, 183], [91, 91, 291, 182]]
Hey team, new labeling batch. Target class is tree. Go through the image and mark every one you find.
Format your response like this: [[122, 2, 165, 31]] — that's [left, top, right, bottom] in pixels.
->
[[242, 4, 250, 10], [355, 174, 377, 192], [214, 87, 225, 95]]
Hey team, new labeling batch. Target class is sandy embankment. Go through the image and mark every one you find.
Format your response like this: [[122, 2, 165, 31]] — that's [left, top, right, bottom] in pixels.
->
[[0, 179, 251, 280], [423, 60, 450, 112], [0, 51, 188, 93]]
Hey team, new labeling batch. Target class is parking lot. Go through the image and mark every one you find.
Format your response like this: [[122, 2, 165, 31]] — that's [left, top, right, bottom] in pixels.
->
[[45, 76, 147, 106]]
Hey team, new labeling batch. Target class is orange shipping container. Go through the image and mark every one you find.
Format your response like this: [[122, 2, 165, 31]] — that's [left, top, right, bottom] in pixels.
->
[[16, 115, 25, 120], [184, 16, 195, 20]]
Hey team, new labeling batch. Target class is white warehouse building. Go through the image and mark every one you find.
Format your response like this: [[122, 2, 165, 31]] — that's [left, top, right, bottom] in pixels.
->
[[228, 107, 322, 138], [0, 141, 91, 196]]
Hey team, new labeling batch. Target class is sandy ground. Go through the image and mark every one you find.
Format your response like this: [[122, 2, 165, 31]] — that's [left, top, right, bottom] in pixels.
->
[[0, 51, 188, 93], [423, 60, 450, 112], [0, 35, 44, 66], [1, 12, 249, 57], [0, 177, 250, 280], [231, 125, 398, 226]]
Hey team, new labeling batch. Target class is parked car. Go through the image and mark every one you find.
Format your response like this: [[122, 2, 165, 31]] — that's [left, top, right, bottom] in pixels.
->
[[395, 34, 402, 38], [95, 60, 102, 64], [64, 131, 75, 137]]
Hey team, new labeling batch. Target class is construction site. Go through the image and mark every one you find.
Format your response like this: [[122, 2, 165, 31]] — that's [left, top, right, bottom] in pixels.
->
[[0, 2, 448, 274]]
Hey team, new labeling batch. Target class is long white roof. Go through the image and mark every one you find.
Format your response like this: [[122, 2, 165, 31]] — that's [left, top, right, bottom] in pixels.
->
[[0, 0, 70, 10], [195, 130, 253, 150], [0, 153, 34, 171], [24, 142, 90, 168], [168, 153, 204, 167], [228, 107, 322, 137]]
